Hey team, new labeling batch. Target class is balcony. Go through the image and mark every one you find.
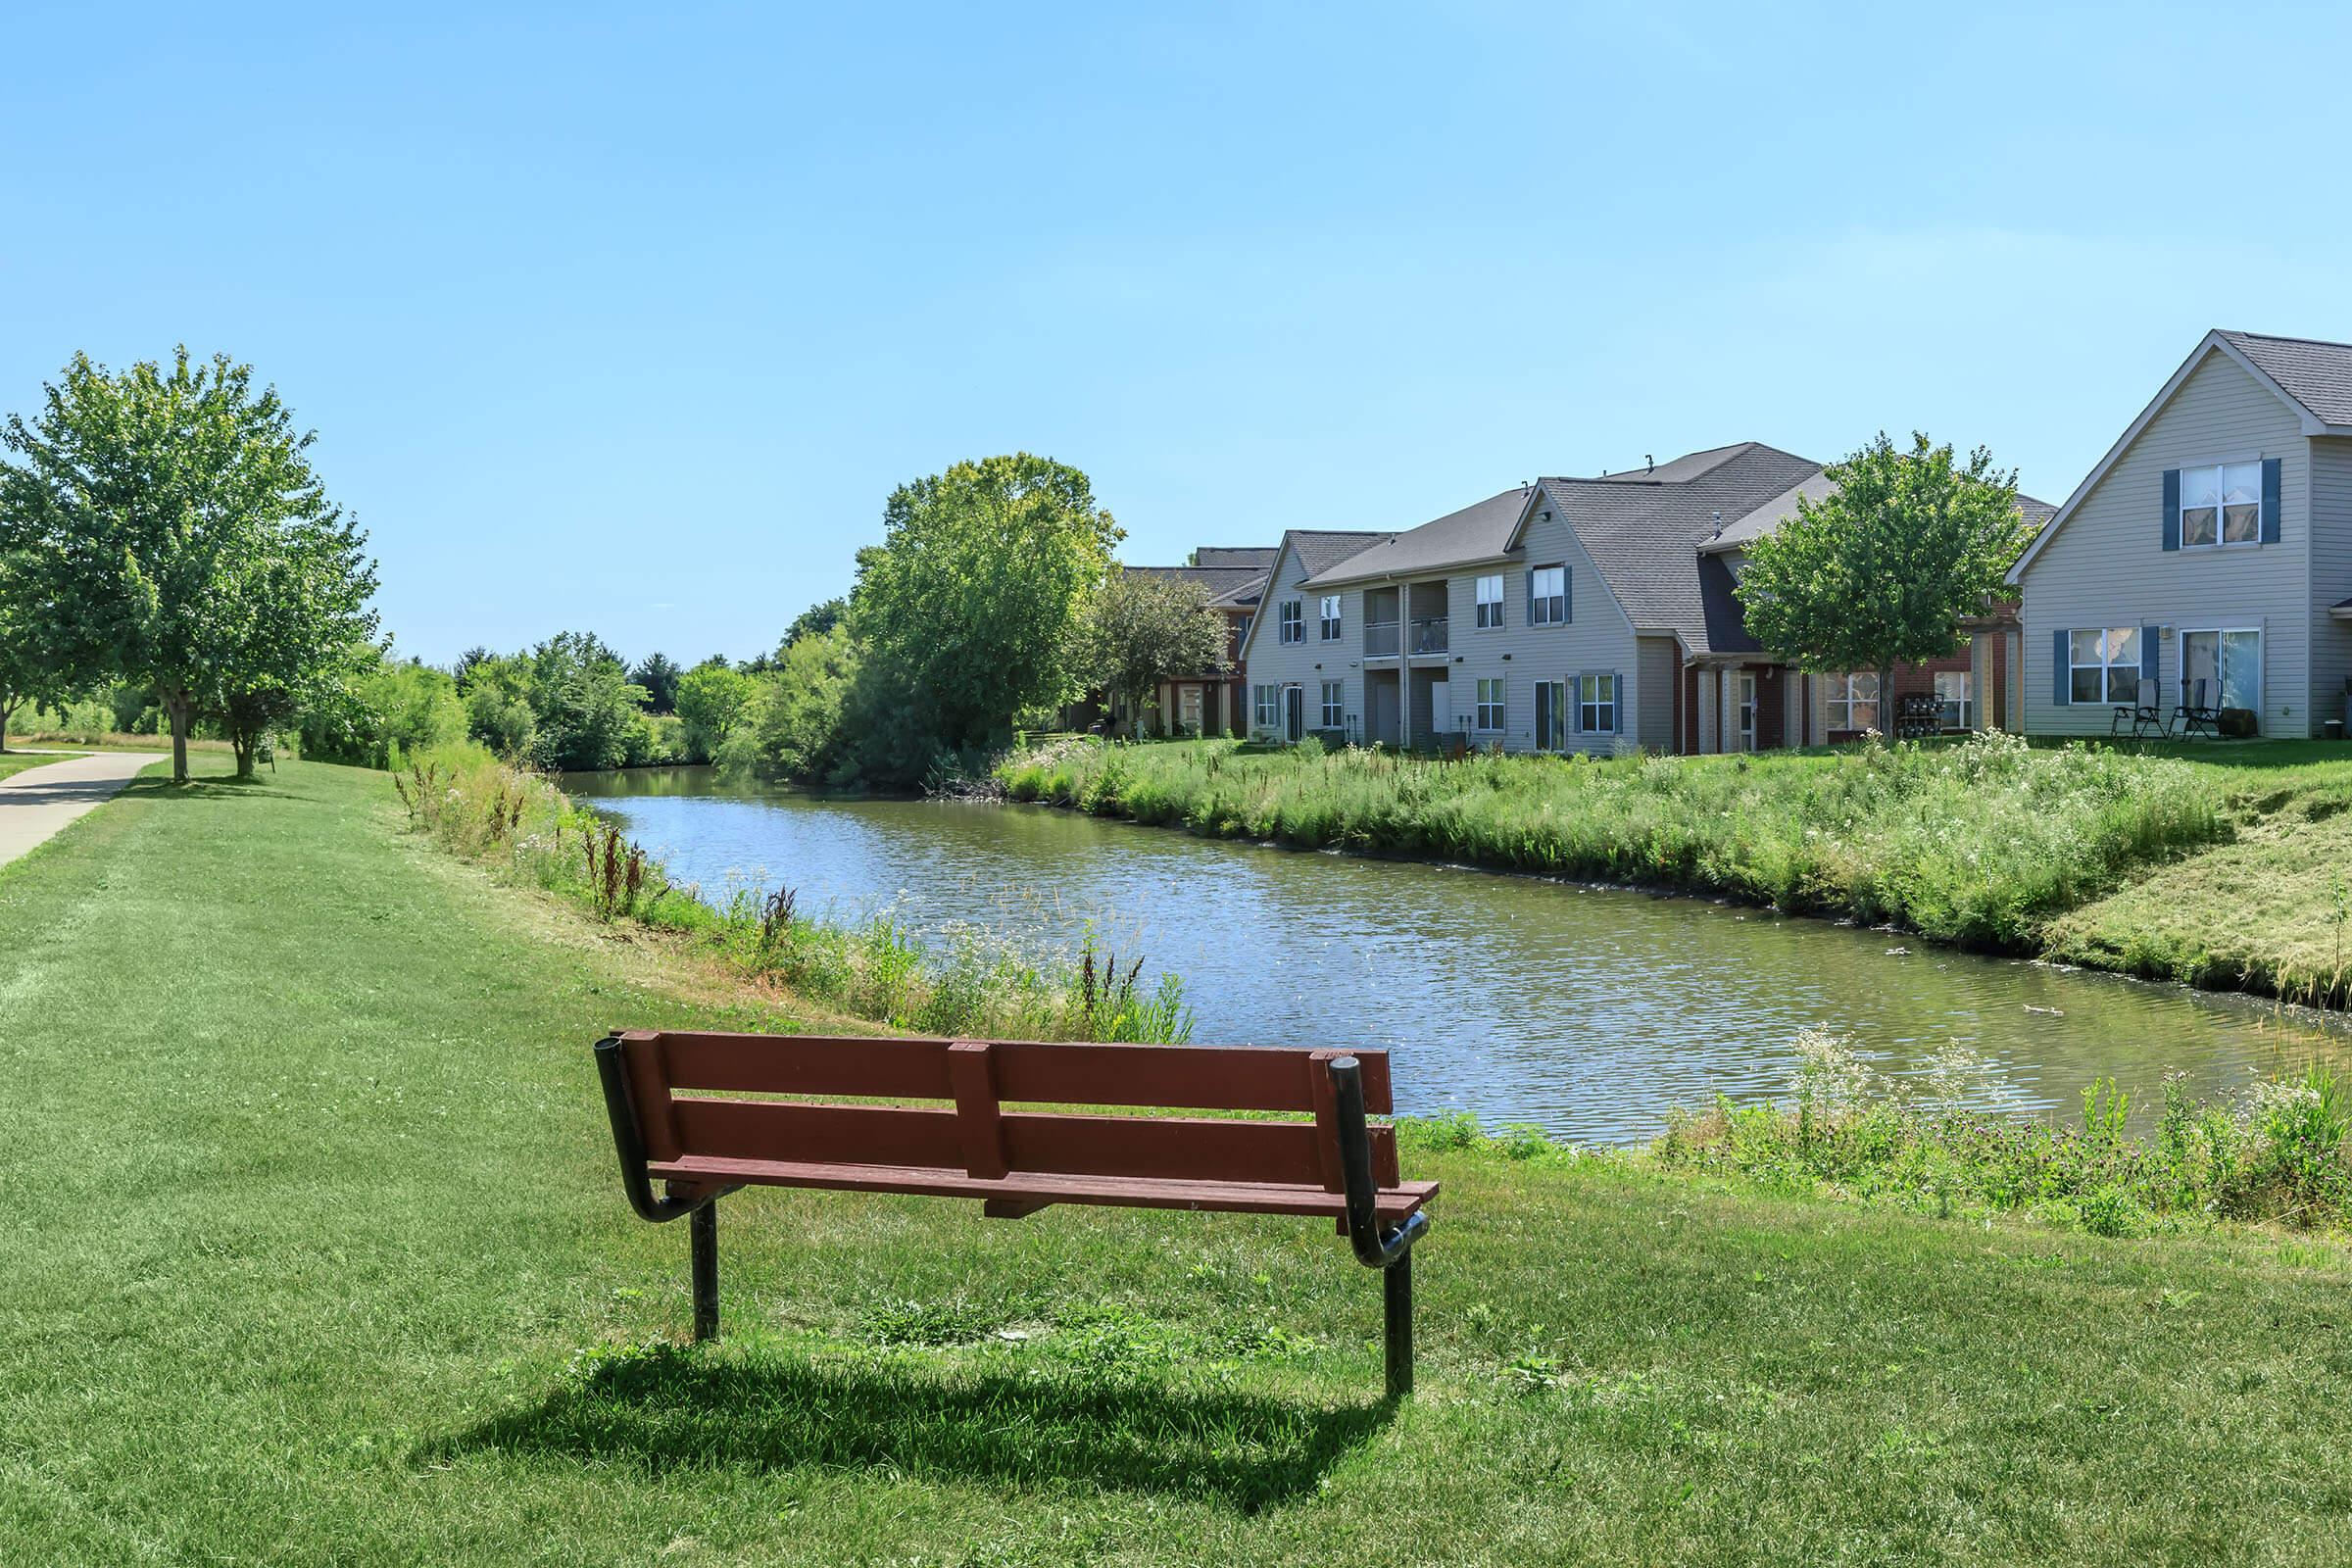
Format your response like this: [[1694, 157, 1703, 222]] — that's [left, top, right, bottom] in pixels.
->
[[1364, 620, 1399, 657], [1410, 616, 1448, 655]]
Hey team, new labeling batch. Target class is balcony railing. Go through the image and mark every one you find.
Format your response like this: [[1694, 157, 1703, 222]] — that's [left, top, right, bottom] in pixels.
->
[[1410, 616, 1448, 655], [1364, 621, 1399, 657]]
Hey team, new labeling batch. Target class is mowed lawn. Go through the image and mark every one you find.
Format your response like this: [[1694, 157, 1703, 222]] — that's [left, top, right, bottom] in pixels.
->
[[0, 750, 82, 783], [2, 761, 2350, 1566]]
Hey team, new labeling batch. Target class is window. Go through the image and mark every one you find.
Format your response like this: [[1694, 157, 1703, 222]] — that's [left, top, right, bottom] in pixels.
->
[[1320, 680, 1345, 729], [2068, 627, 2139, 706], [1278, 600, 1303, 644], [1235, 612, 1252, 648], [1475, 677, 1505, 730], [1529, 565, 1567, 626], [1534, 680, 1565, 750], [2180, 628, 2262, 713], [1475, 574, 1504, 629], [1827, 671, 1881, 732], [1935, 670, 1973, 730], [2180, 462, 2262, 548], [1578, 672, 1617, 734], [1319, 595, 1343, 641], [1252, 684, 1278, 729]]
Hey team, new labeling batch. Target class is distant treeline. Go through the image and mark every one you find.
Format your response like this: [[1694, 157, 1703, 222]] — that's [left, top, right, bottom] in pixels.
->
[[274, 451, 1218, 789]]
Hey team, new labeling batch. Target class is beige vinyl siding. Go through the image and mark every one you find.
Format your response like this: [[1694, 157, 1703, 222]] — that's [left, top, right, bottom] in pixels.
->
[[2308, 435, 2352, 724], [2020, 349, 2315, 736], [1637, 636, 1677, 749], [1450, 506, 1642, 754], [1242, 544, 1364, 739]]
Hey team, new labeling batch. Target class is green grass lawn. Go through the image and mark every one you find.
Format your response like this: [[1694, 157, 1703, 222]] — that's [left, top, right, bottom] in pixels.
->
[[3, 759, 2351, 1564], [0, 749, 83, 782]]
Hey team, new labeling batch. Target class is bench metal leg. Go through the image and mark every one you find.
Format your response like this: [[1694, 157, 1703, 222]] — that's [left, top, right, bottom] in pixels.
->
[[1384, 1251, 1413, 1400], [691, 1200, 719, 1342]]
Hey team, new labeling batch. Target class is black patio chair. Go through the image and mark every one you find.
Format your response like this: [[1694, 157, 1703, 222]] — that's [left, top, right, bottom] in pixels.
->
[[2111, 699, 2169, 740], [2174, 678, 2221, 740]]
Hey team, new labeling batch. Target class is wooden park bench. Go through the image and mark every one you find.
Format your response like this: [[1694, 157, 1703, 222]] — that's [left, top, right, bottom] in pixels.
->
[[592, 1030, 1439, 1396]]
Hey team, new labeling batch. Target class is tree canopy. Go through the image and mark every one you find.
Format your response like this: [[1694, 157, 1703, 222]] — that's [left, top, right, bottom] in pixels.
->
[[780, 597, 846, 652], [1085, 569, 1227, 731], [0, 349, 378, 778], [1738, 432, 2034, 718], [628, 652, 683, 713], [849, 454, 1120, 758]]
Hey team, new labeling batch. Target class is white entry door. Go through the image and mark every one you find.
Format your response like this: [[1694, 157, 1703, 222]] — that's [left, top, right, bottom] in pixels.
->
[[1427, 677, 1451, 736]]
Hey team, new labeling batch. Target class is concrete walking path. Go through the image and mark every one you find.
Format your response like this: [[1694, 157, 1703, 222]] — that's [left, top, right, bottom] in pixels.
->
[[0, 751, 162, 867]]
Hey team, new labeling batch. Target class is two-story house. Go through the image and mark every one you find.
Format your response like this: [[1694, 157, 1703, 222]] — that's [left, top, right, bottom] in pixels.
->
[[1239, 443, 2045, 753], [2010, 329, 2352, 738]]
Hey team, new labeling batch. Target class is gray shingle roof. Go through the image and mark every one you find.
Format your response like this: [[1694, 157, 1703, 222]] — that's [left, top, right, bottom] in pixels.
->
[[1191, 546, 1279, 569], [1298, 489, 1529, 586], [1699, 473, 2059, 555], [1123, 564, 1266, 601], [1540, 442, 1827, 655], [1289, 528, 1396, 577], [2219, 329, 2352, 426]]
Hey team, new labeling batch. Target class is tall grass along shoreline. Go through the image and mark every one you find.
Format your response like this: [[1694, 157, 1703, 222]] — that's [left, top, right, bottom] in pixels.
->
[[997, 732, 2222, 953], [396, 744, 1193, 1043]]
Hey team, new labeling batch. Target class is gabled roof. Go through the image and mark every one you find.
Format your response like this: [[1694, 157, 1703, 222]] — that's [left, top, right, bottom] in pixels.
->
[[1234, 527, 1396, 662], [2013, 327, 2352, 582], [2217, 330, 2352, 426], [1298, 489, 1529, 587], [1528, 442, 1828, 655]]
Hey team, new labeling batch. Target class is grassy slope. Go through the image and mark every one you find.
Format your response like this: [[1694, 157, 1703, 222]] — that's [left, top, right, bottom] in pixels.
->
[[1, 760, 2349, 1565], [2050, 742, 2352, 999], [0, 750, 83, 782]]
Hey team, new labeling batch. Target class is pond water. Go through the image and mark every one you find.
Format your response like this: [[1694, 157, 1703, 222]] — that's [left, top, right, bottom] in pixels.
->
[[565, 766, 2352, 1144]]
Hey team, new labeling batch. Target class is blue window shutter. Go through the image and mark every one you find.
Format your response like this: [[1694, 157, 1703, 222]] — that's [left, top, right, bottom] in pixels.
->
[[1564, 565, 1573, 623], [1610, 670, 1622, 732], [1525, 570, 1535, 627], [2139, 625, 2160, 702], [2161, 468, 2180, 552], [2261, 457, 2282, 544], [2051, 628, 2071, 706]]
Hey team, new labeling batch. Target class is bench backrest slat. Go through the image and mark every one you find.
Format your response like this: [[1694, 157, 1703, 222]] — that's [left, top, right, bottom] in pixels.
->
[[645, 1030, 1394, 1113], [615, 1030, 1403, 1192]]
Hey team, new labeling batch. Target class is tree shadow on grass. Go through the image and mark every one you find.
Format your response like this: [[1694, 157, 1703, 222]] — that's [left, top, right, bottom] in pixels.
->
[[425, 1344, 1395, 1510], [115, 776, 300, 803]]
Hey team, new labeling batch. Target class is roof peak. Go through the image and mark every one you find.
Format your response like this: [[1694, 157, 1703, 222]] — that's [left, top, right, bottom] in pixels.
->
[[2219, 326, 2352, 352]]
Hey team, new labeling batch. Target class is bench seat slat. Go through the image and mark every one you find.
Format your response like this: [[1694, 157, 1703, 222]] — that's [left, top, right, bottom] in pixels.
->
[[666, 1098, 1401, 1189], [646, 1153, 1439, 1223], [644, 1031, 1393, 1113]]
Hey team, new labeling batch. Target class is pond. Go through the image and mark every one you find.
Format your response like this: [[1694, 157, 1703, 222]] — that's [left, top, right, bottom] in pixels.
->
[[565, 765, 2352, 1144]]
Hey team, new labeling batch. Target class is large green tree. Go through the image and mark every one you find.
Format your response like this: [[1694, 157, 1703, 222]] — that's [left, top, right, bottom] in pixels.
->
[[1086, 569, 1228, 734], [1738, 432, 2035, 727], [0, 349, 378, 780], [850, 454, 1120, 757], [0, 545, 72, 752], [673, 662, 757, 761]]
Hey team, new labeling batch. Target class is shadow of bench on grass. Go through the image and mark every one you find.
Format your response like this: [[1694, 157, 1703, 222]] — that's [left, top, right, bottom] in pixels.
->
[[427, 1344, 1395, 1510]]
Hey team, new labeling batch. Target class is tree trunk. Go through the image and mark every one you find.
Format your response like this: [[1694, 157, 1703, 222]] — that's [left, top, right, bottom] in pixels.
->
[[232, 730, 258, 780], [1879, 664, 1896, 740], [0, 694, 13, 754], [167, 691, 191, 783]]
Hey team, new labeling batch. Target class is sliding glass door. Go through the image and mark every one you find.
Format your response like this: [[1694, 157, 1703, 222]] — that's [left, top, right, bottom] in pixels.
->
[[2180, 629, 2261, 716]]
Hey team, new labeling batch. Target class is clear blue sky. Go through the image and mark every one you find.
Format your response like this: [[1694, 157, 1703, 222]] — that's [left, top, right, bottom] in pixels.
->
[[6, 2, 2347, 666]]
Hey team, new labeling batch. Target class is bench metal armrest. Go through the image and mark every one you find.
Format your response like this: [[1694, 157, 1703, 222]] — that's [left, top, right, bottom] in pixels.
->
[[1326, 1055, 1430, 1267], [594, 1034, 723, 1223]]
